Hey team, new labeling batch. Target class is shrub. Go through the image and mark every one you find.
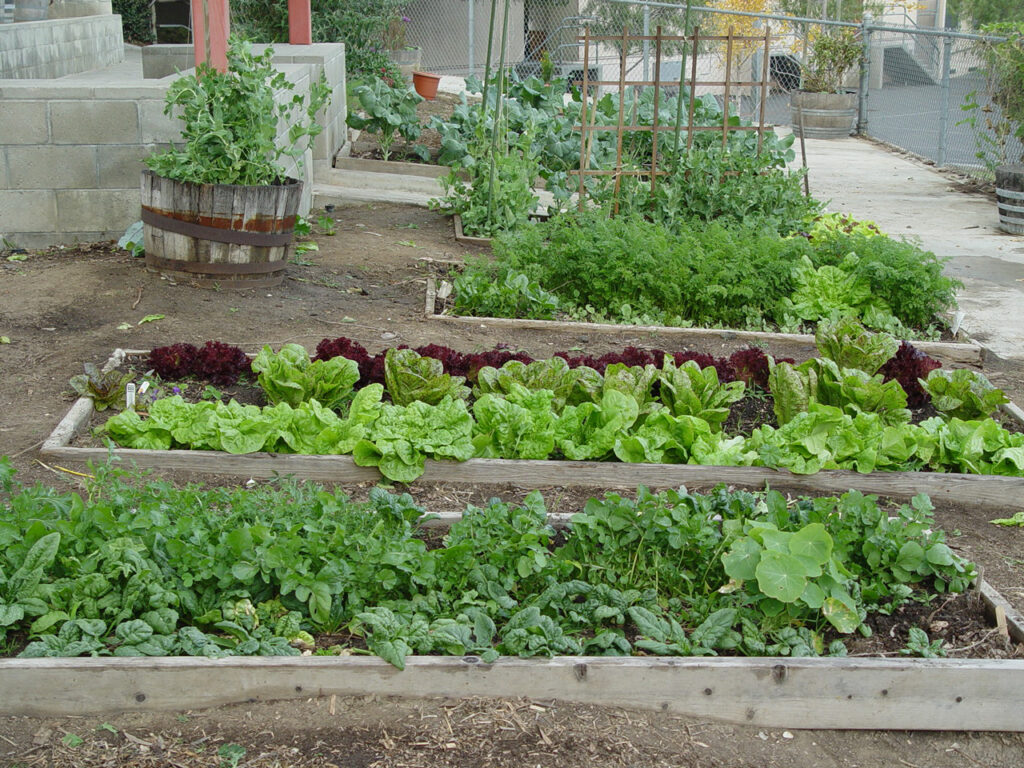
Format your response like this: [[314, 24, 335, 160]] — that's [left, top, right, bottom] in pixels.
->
[[113, 0, 155, 44]]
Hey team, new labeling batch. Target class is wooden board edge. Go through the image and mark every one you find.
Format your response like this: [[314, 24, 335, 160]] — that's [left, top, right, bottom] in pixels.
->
[[40, 397, 94, 451], [979, 580, 1024, 646], [421, 296, 983, 366], [34, 440, 1024, 511], [425, 275, 437, 318], [452, 214, 493, 247], [1, 655, 1022, 729]]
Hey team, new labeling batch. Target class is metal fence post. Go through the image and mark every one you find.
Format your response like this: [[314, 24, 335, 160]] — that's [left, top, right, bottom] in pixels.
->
[[643, 5, 651, 82], [936, 34, 953, 167], [857, 12, 872, 134], [467, 0, 475, 74]]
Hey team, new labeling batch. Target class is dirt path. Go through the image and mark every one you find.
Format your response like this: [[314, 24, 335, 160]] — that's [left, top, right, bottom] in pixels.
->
[[2, 202, 1024, 766]]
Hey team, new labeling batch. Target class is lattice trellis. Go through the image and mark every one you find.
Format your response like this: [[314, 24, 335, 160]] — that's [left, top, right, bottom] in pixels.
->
[[574, 25, 774, 213]]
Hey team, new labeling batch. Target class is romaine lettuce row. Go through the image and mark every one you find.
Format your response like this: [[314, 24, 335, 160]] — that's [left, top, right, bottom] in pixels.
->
[[252, 343, 360, 411]]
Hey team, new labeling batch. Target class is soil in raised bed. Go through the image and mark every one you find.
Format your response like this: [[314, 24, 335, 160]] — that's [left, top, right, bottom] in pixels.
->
[[349, 91, 465, 164]]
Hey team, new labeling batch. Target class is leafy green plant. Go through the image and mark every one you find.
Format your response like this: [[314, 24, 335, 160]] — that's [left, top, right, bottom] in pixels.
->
[[959, 23, 1024, 168], [452, 267, 560, 321], [346, 78, 427, 161], [921, 369, 1010, 420], [474, 357, 599, 412], [145, 38, 330, 186], [430, 130, 541, 238], [815, 317, 899, 375], [352, 396, 475, 481], [800, 29, 861, 94], [383, 348, 470, 406], [251, 343, 361, 410], [69, 363, 132, 411], [658, 358, 746, 430], [900, 627, 946, 658]]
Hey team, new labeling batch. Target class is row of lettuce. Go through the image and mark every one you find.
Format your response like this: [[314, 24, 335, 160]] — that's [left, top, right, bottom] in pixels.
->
[[89, 320, 1024, 483], [0, 459, 974, 663]]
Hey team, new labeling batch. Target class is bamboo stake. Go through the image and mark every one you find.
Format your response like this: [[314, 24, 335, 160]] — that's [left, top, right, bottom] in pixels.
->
[[577, 28, 592, 212], [611, 25, 629, 216]]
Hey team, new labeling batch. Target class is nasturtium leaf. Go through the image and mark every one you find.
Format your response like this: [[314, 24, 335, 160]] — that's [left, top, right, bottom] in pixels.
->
[[788, 523, 833, 565], [800, 581, 826, 610], [755, 550, 808, 603], [721, 537, 762, 581], [822, 597, 860, 633]]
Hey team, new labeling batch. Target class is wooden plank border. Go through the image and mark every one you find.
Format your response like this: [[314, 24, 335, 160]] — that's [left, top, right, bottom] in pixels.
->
[[39, 350, 1024, 510], [423, 278, 985, 367], [1, 652, 1023, 728]]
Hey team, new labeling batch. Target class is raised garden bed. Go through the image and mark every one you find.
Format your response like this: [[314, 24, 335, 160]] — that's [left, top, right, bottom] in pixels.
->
[[1, 468, 1022, 728], [40, 349, 1024, 509], [425, 278, 986, 368]]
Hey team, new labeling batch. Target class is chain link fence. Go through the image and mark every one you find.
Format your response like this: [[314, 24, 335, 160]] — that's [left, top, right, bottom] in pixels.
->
[[400, 0, 1019, 177]]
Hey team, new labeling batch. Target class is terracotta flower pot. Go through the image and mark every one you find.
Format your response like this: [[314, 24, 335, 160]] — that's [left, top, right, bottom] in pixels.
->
[[412, 71, 441, 100]]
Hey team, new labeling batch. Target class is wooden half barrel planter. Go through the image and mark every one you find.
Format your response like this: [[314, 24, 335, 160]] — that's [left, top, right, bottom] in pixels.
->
[[790, 91, 857, 139], [996, 164, 1024, 235], [140, 170, 301, 289]]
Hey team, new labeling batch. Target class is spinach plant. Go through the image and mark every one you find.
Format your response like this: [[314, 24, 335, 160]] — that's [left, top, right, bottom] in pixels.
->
[[346, 78, 427, 161]]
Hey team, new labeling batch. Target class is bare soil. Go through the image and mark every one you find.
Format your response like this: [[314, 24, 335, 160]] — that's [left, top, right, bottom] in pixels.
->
[[2, 202, 1024, 766]]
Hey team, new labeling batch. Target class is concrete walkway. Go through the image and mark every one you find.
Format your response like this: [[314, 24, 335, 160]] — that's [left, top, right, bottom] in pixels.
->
[[800, 136, 1024, 360]]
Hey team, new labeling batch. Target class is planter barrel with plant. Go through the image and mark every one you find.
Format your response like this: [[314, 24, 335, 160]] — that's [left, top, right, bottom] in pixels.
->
[[963, 23, 1024, 233], [141, 39, 329, 289], [791, 28, 861, 139]]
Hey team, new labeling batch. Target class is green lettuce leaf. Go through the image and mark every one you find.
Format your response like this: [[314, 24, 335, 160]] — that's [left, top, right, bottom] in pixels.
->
[[472, 384, 557, 459], [384, 348, 470, 407], [555, 390, 640, 461], [658, 358, 745, 430], [814, 316, 898, 374]]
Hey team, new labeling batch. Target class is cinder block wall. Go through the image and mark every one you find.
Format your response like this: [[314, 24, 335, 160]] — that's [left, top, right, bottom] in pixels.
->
[[0, 44, 346, 249], [0, 15, 124, 79]]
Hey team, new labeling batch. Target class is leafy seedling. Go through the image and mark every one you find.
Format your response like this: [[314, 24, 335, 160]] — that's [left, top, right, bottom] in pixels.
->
[[6, 253, 27, 262], [0, 336, 9, 344], [69, 363, 132, 411], [117, 322, 133, 331], [991, 512, 1024, 527], [117, 220, 145, 257], [138, 314, 165, 325], [397, 240, 419, 248], [218, 743, 246, 768], [900, 627, 945, 658], [61, 733, 84, 748], [317, 214, 336, 235]]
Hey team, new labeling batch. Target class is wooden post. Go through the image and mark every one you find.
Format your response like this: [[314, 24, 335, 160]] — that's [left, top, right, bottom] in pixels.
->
[[192, 0, 230, 72], [288, 0, 312, 45]]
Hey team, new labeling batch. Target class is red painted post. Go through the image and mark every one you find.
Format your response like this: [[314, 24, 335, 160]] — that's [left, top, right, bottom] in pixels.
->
[[192, 0, 231, 72], [288, 0, 312, 45]]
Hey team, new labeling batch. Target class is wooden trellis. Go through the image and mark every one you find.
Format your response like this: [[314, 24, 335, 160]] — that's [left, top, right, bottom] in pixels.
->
[[575, 25, 774, 213]]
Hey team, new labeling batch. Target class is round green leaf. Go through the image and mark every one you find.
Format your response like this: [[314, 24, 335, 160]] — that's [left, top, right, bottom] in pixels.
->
[[722, 537, 762, 581], [755, 550, 808, 603], [789, 523, 833, 565]]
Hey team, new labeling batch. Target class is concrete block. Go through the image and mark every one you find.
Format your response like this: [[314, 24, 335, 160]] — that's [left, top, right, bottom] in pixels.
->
[[97, 145, 154, 189], [0, 101, 49, 145], [0, 189, 57, 232], [8, 145, 97, 189], [55, 189, 139, 233], [0, 149, 8, 190], [50, 101, 140, 144], [139, 100, 180, 143]]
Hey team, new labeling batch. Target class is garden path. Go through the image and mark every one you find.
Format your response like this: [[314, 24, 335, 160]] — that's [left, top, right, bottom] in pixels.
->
[[799, 135, 1024, 360]]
